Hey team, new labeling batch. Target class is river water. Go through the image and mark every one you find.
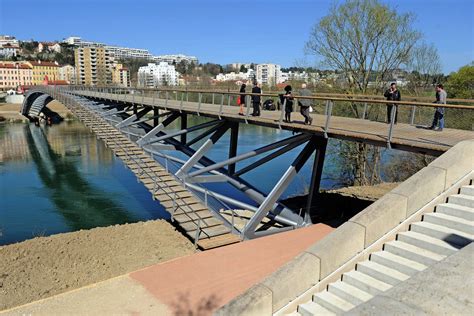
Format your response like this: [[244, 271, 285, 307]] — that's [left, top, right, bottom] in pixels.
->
[[0, 119, 399, 245]]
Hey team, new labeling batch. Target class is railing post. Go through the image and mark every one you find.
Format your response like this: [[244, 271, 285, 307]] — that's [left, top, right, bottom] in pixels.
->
[[180, 91, 184, 112], [165, 91, 169, 110], [218, 93, 224, 119], [324, 100, 333, 139], [362, 102, 367, 119], [278, 98, 287, 128], [410, 106, 416, 125], [387, 104, 397, 148], [197, 93, 202, 115], [212, 93, 215, 105], [245, 95, 252, 121]]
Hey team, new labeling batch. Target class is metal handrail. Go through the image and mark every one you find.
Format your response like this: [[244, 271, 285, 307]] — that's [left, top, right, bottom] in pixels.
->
[[67, 85, 474, 108]]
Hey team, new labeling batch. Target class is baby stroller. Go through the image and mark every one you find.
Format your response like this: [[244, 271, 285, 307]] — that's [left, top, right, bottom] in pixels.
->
[[263, 99, 276, 111]]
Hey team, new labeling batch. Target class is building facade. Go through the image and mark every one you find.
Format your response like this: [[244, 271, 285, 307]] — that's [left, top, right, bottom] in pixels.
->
[[59, 64, 76, 84], [0, 43, 20, 58], [0, 35, 19, 46], [138, 62, 179, 87], [37, 42, 62, 53], [25, 60, 60, 85], [256, 64, 282, 86], [74, 47, 113, 86], [153, 54, 198, 65], [112, 63, 130, 87], [0, 62, 33, 89]]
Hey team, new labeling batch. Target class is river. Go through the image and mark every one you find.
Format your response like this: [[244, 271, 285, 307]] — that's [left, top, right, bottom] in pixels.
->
[[0, 119, 401, 245]]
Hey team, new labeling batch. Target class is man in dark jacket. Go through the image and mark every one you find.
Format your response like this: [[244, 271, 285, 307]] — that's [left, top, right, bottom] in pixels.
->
[[384, 82, 401, 124], [251, 81, 261, 116]]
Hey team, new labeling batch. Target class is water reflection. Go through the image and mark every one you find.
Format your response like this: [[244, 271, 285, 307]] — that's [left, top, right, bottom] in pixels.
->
[[0, 122, 168, 245]]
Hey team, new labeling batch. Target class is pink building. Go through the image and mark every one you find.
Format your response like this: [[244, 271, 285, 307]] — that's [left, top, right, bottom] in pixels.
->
[[0, 62, 33, 89]]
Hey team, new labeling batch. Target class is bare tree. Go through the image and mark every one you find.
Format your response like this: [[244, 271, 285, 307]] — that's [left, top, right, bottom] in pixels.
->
[[306, 0, 421, 93], [305, 0, 422, 186], [406, 42, 442, 95]]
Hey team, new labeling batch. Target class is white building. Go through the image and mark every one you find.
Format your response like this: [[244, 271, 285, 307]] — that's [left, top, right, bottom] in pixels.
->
[[0, 43, 20, 58], [0, 35, 19, 46], [256, 64, 283, 86], [63, 36, 153, 60], [153, 54, 198, 65], [37, 42, 62, 53], [215, 69, 255, 82], [59, 64, 76, 84], [138, 62, 180, 87]]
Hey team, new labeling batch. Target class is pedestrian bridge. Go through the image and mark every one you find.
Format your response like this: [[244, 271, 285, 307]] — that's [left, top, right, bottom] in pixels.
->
[[20, 86, 474, 249]]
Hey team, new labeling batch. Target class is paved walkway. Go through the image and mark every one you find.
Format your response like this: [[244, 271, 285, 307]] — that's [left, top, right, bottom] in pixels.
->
[[1, 224, 333, 315]]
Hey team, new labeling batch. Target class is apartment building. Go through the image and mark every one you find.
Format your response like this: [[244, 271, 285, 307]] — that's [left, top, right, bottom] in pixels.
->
[[138, 62, 179, 87], [0, 43, 20, 58], [0, 35, 19, 46], [153, 54, 198, 65], [59, 64, 76, 84], [25, 60, 60, 85], [74, 47, 113, 86], [256, 64, 283, 86], [0, 62, 33, 89], [112, 63, 130, 87]]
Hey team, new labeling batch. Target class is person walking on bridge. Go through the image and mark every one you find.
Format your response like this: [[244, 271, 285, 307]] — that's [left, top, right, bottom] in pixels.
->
[[251, 81, 262, 116], [238, 83, 246, 116], [430, 84, 447, 131], [384, 82, 400, 124], [282, 85, 294, 122], [298, 83, 313, 125]]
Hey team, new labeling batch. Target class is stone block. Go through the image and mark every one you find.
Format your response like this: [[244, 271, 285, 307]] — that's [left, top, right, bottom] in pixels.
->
[[262, 252, 320, 312], [392, 166, 446, 217], [306, 222, 365, 279], [350, 193, 407, 247], [430, 140, 474, 189], [215, 284, 272, 316]]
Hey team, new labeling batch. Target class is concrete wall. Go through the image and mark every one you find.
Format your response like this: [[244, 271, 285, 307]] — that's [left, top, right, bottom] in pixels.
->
[[215, 140, 474, 315]]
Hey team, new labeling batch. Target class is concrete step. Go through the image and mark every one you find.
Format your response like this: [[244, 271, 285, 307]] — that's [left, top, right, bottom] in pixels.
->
[[460, 185, 474, 196], [410, 222, 473, 247], [313, 291, 355, 314], [342, 270, 391, 296], [436, 203, 474, 221], [287, 311, 304, 316], [397, 231, 459, 256], [327, 281, 373, 305], [383, 240, 446, 266], [423, 212, 474, 235], [448, 194, 474, 208], [356, 261, 409, 286], [298, 301, 334, 316], [370, 250, 427, 276]]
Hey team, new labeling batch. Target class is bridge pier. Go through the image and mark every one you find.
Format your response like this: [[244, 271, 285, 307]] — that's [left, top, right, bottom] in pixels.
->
[[305, 137, 328, 222], [180, 113, 187, 144], [228, 122, 239, 175]]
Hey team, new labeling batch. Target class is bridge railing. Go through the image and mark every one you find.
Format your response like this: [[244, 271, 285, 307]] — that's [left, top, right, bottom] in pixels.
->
[[65, 85, 474, 149]]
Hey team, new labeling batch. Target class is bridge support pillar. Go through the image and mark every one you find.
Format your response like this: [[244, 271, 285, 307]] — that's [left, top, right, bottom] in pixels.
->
[[228, 122, 239, 175], [181, 113, 187, 144], [305, 137, 328, 222], [153, 108, 159, 126]]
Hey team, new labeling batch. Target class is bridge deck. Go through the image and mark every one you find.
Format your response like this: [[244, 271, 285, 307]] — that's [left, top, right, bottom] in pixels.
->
[[67, 97, 240, 250], [78, 91, 474, 155]]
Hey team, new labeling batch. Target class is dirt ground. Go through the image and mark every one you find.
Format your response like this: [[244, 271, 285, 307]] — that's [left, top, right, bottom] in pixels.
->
[[0, 101, 72, 122], [327, 182, 399, 201], [0, 220, 195, 311]]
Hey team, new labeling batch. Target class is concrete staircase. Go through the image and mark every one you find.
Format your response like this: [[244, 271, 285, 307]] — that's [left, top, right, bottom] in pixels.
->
[[295, 183, 474, 315]]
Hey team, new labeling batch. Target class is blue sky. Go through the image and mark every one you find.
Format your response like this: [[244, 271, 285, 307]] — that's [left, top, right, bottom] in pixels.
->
[[0, 0, 472, 73]]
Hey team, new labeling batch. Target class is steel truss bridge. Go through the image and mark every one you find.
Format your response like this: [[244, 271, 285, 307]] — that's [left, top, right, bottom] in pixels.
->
[[21, 86, 474, 249]]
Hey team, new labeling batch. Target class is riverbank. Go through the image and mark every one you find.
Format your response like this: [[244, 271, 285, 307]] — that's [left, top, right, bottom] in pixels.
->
[[0, 183, 397, 311], [0, 101, 73, 123], [0, 220, 195, 311]]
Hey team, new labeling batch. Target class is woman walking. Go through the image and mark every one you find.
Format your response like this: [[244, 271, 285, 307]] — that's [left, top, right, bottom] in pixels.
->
[[238, 83, 246, 115], [283, 85, 293, 122]]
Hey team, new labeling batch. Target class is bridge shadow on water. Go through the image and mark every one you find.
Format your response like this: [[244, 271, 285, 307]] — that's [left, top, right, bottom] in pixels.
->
[[24, 124, 136, 231]]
